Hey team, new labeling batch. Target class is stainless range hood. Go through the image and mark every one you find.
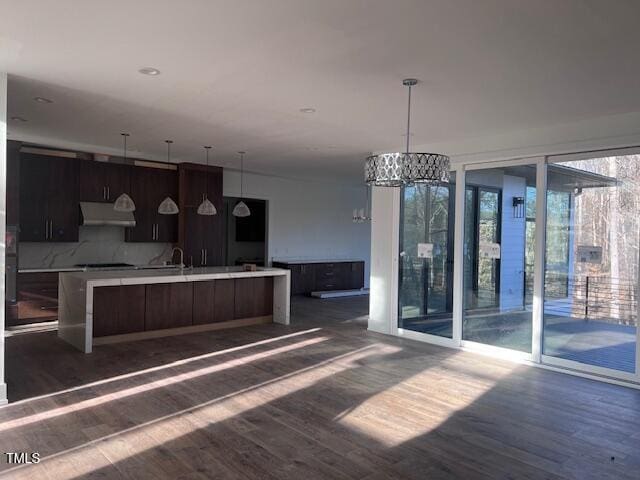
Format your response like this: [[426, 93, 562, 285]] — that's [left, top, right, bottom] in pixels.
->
[[80, 202, 136, 227]]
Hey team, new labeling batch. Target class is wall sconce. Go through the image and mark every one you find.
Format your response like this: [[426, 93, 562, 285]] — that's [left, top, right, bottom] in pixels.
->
[[512, 196, 524, 218]]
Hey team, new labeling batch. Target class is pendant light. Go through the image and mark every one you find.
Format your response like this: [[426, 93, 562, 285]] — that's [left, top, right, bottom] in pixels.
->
[[364, 79, 450, 186], [158, 140, 179, 215], [232, 151, 251, 217], [197, 146, 217, 216], [113, 133, 136, 212]]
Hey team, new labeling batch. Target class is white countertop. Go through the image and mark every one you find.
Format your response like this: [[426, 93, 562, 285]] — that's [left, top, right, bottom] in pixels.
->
[[60, 266, 289, 287], [19, 264, 183, 274], [272, 259, 364, 264]]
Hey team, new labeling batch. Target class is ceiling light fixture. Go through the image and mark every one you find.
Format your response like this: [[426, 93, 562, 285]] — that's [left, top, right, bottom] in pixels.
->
[[232, 151, 251, 217], [364, 79, 449, 187], [197, 146, 217, 216], [139, 67, 161, 76], [157, 140, 179, 215], [299, 107, 316, 113], [10, 116, 27, 122], [33, 96, 53, 104], [113, 133, 136, 212]]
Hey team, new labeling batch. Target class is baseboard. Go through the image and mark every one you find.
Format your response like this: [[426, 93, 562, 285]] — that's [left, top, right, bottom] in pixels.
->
[[93, 316, 273, 346], [311, 289, 370, 299]]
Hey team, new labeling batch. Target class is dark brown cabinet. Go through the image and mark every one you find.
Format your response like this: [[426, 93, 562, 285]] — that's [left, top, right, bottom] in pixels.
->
[[273, 260, 365, 295], [234, 277, 273, 318], [125, 165, 178, 243], [178, 163, 224, 267], [79, 160, 131, 203], [19, 153, 79, 242], [193, 279, 238, 324], [93, 285, 146, 337], [144, 282, 193, 331], [214, 279, 236, 322]]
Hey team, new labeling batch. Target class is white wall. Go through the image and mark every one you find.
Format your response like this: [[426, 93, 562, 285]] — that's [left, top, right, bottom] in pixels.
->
[[223, 170, 371, 286], [0, 72, 7, 404]]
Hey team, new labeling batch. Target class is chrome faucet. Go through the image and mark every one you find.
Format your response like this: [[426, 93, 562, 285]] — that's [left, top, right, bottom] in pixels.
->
[[171, 247, 185, 268]]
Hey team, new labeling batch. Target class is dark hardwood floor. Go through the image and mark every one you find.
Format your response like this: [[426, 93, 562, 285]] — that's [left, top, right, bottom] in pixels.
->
[[1, 296, 640, 479]]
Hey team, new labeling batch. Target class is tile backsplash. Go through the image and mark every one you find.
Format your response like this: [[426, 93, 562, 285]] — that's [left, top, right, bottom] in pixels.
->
[[19, 226, 173, 269]]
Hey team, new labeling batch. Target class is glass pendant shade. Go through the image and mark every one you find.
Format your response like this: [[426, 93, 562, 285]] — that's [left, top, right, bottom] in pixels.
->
[[114, 133, 136, 212], [232, 200, 251, 217], [158, 196, 179, 215], [113, 192, 136, 212], [158, 139, 179, 215], [197, 197, 217, 216]]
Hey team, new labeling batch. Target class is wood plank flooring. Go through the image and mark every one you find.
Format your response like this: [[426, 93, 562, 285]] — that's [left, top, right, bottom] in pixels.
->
[[1, 295, 640, 479]]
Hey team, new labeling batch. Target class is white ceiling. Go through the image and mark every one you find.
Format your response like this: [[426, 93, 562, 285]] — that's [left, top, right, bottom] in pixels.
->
[[2, 0, 640, 183]]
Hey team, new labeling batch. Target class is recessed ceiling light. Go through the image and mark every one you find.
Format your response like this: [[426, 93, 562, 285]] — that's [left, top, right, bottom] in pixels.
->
[[11, 116, 27, 122], [34, 96, 53, 104], [139, 67, 161, 76], [299, 107, 316, 113]]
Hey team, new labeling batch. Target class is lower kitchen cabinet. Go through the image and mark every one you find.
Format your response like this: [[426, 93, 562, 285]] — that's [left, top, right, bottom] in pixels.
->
[[93, 285, 146, 337], [193, 280, 217, 325], [145, 282, 193, 330], [214, 279, 236, 322], [273, 260, 365, 295], [234, 277, 273, 319]]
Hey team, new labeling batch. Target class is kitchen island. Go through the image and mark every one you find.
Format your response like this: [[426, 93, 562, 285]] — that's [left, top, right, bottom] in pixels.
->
[[58, 266, 290, 353]]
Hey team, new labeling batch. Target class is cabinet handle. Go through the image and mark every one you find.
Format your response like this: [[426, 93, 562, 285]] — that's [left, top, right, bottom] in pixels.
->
[[50, 220, 53, 239], [44, 219, 48, 240], [204, 249, 207, 265], [155, 224, 159, 240], [107, 186, 110, 200], [103, 186, 106, 200]]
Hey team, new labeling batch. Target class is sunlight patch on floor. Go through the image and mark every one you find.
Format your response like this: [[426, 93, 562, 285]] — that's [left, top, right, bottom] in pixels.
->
[[336, 351, 520, 447], [0, 343, 401, 479]]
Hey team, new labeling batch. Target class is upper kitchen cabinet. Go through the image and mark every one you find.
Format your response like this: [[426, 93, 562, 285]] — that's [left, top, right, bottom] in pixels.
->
[[125, 165, 178, 243], [19, 152, 79, 242], [178, 163, 224, 266], [79, 160, 131, 203]]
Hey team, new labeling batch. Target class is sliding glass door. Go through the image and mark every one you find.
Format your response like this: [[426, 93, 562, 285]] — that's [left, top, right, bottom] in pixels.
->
[[542, 154, 639, 377], [462, 164, 536, 353], [398, 174, 455, 338], [395, 151, 640, 384]]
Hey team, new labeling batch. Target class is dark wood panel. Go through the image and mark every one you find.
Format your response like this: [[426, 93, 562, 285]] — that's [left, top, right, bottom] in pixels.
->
[[104, 163, 132, 202], [234, 277, 273, 319], [178, 163, 224, 267], [213, 279, 235, 322], [19, 153, 50, 242], [193, 280, 216, 325], [93, 285, 145, 337], [126, 166, 177, 243], [48, 156, 79, 242], [348, 261, 365, 290], [145, 283, 193, 331], [6, 140, 21, 226], [79, 160, 107, 202], [204, 169, 224, 266]]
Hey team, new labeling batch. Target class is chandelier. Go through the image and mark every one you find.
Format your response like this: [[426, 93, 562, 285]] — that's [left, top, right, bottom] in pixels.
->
[[365, 79, 450, 186]]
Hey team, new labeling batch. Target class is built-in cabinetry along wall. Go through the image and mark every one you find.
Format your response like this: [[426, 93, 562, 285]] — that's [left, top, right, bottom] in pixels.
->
[[178, 162, 224, 267], [17, 150, 227, 264]]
